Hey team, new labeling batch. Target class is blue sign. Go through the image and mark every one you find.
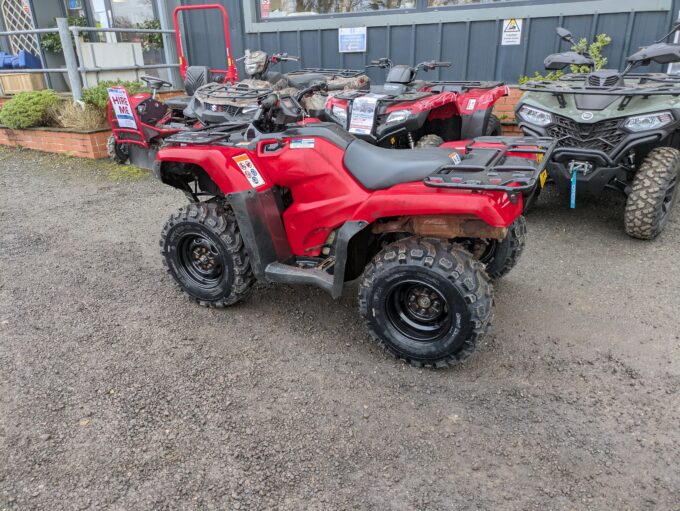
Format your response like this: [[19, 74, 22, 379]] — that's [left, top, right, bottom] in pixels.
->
[[339, 27, 367, 53]]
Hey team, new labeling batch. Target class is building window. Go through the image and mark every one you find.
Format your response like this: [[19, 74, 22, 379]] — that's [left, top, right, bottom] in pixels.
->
[[259, 0, 415, 18], [428, 0, 520, 5]]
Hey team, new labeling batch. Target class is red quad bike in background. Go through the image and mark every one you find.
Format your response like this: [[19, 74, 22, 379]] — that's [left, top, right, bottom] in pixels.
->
[[325, 58, 509, 148], [106, 3, 239, 169], [153, 92, 555, 367]]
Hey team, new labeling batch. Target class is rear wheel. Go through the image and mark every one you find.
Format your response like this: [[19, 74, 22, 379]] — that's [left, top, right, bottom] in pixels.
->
[[415, 134, 444, 148], [624, 147, 680, 240], [358, 237, 493, 368], [107, 135, 129, 164], [485, 114, 502, 136], [160, 202, 254, 307], [465, 216, 526, 280]]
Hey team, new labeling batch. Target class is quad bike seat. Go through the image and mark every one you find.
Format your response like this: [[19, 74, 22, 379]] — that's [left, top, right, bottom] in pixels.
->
[[343, 139, 455, 190], [164, 66, 213, 113], [286, 72, 327, 89]]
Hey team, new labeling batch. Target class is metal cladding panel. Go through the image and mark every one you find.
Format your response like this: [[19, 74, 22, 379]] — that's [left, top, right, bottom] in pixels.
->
[[182, 2, 676, 84]]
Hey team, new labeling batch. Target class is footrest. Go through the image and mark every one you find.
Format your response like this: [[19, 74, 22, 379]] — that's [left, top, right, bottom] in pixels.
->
[[264, 262, 334, 293]]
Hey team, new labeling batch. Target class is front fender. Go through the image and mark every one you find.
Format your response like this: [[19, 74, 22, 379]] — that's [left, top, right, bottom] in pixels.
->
[[155, 146, 267, 195]]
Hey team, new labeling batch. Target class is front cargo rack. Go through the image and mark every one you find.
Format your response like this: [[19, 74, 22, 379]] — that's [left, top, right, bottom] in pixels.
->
[[194, 83, 273, 102], [164, 122, 249, 146], [289, 68, 365, 78], [424, 136, 556, 201], [424, 80, 506, 91]]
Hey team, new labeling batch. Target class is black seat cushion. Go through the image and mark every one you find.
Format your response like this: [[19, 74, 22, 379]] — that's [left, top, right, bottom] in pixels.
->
[[165, 95, 191, 111], [343, 139, 455, 190], [286, 73, 326, 89]]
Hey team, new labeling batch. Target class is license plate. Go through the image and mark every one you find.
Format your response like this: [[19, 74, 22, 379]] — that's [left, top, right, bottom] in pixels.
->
[[539, 169, 548, 188]]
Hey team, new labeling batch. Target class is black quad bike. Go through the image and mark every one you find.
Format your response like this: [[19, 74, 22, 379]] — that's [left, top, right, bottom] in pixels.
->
[[325, 58, 508, 148], [517, 24, 680, 239]]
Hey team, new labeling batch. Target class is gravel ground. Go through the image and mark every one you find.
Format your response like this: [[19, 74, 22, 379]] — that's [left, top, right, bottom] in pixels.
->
[[0, 146, 679, 511]]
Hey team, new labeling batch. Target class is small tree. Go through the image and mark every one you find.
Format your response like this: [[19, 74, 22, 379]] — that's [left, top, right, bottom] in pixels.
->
[[519, 33, 612, 84]]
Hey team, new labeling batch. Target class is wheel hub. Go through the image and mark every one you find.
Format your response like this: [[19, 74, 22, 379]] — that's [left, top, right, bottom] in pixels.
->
[[178, 234, 224, 286], [405, 285, 444, 321]]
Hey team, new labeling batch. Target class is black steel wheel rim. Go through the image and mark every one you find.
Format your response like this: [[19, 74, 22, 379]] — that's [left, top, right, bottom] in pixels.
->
[[177, 233, 224, 289], [385, 280, 451, 342]]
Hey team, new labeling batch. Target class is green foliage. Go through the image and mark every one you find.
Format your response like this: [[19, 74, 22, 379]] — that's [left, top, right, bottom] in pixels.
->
[[570, 33, 611, 73], [519, 70, 563, 85], [136, 19, 164, 51], [40, 16, 89, 53], [0, 90, 61, 129], [519, 33, 612, 84], [81, 80, 147, 110]]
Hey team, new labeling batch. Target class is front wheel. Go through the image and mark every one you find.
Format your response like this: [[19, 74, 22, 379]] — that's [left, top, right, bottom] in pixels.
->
[[415, 134, 444, 148], [107, 135, 129, 164], [465, 216, 526, 280], [485, 114, 502, 136], [358, 237, 493, 368], [624, 147, 680, 240], [160, 202, 255, 307]]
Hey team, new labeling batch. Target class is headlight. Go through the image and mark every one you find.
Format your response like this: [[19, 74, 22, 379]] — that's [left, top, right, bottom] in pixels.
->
[[331, 105, 347, 124], [518, 105, 553, 126], [385, 109, 411, 124], [623, 111, 674, 132]]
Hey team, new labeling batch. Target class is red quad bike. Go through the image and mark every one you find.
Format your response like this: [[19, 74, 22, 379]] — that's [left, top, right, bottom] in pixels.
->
[[106, 3, 239, 169], [154, 92, 554, 368], [325, 58, 509, 148]]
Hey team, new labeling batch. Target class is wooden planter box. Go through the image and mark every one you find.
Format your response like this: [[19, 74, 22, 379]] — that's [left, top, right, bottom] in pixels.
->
[[0, 73, 46, 94], [0, 126, 112, 159]]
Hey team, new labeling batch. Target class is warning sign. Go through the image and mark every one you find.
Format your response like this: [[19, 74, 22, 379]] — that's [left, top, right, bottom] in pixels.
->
[[501, 18, 523, 46], [233, 154, 266, 188]]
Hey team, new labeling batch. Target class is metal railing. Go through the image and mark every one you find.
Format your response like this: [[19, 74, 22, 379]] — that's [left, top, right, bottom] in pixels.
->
[[0, 18, 180, 100]]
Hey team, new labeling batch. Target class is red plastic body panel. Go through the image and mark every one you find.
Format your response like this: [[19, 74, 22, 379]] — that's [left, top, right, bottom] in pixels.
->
[[157, 134, 523, 257], [173, 4, 238, 83], [325, 85, 508, 120]]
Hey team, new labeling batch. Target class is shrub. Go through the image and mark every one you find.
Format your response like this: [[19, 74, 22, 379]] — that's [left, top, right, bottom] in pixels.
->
[[519, 33, 612, 84], [51, 101, 108, 131], [81, 80, 147, 110], [0, 90, 61, 129]]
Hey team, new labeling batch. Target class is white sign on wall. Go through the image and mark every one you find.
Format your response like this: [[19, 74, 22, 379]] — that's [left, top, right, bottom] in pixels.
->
[[339, 27, 367, 53], [501, 18, 523, 46]]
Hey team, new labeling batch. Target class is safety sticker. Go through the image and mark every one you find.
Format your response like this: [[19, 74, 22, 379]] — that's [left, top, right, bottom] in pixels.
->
[[290, 138, 315, 149], [465, 99, 477, 111], [233, 154, 266, 188], [449, 152, 462, 165]]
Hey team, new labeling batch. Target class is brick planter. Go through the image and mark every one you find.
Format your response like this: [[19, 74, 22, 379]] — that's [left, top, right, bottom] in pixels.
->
[[0, 126, 112, 159], [493, 87, 523, 136]]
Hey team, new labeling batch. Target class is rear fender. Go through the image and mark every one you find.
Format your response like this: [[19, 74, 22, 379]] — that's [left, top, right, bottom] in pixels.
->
[[351, 183, 522, 229]]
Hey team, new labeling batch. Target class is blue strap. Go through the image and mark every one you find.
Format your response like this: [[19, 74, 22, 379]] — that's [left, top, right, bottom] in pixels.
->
[[570, 170, 577, 209]]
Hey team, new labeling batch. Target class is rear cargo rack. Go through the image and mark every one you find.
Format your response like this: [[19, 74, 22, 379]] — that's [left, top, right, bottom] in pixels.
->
[[424, 136, 556, 201]]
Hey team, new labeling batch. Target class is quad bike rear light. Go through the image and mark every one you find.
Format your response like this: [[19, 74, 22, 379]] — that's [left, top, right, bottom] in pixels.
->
[[623, 111, 674, 132]]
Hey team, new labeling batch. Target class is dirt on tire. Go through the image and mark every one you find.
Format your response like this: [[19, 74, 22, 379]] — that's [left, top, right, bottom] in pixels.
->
[[624, 146, 680, 240]]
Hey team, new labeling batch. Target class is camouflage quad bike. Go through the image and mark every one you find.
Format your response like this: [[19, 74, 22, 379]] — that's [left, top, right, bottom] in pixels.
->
[[517, 24, 680, 239], [184, 49, 370, 125]]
